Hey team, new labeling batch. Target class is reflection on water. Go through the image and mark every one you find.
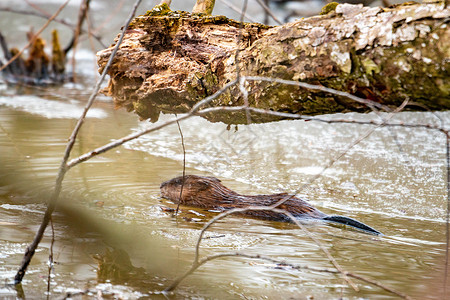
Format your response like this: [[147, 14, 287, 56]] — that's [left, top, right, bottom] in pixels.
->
[[0, 89, 448, 299], [0, 0, 448, 298], [127, 111, 448, 222]]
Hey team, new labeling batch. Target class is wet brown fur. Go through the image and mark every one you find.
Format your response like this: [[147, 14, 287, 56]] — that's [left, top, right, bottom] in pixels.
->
[[160, 175, 327, 221], [160, 175, 383, 235]]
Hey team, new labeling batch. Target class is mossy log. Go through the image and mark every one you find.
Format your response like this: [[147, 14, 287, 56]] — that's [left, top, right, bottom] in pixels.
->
[[97, 2, 450, 124]]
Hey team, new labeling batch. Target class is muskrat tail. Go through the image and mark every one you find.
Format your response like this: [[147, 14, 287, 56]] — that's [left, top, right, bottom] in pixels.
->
[[323, 215, 383, 236]]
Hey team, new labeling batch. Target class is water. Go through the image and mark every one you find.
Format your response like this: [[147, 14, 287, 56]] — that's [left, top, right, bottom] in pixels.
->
[[1, 1, 449, 299]]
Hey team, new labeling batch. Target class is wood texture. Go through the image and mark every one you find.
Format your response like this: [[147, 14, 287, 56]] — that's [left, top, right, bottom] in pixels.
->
[[97, 2, 450, 124]]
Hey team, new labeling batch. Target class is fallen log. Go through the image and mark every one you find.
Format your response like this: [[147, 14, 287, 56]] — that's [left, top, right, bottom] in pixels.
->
[[97, 2, 450, 124]]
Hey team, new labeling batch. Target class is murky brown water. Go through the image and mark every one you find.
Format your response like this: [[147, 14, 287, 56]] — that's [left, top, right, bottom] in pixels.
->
[[1, 1, 449, 299]]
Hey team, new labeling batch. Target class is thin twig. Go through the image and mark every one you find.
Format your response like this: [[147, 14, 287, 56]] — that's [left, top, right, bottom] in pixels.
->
[[25, 0, 53, 16], [282, 210, 358, 291], [46, 217, 55, 297], [235, 0, 251, 124], [164, 207, 410, 298], [243, 76, 391, 112], [90, 0, 126, 35], [278, 99, 409, 202], [254, 0, 283, 25], [216, 0, 258, 23], [85, 7, 99, 78], [174, 118, 186, 216], [13, 0, 143, 284], [164, 251, 411, 299], [66, 79, 239, 169], [165, 100, 409, 293], [67, 93, 446, 172], [68, 0, 91, 78], [197, 104, 445, 132], [346, 271, 411, 300], [0, 0, 71, 73]]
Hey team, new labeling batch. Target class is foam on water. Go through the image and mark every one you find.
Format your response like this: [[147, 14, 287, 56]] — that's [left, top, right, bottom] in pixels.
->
[[124, 111, 449, 221], [0, 95, 107, 119]]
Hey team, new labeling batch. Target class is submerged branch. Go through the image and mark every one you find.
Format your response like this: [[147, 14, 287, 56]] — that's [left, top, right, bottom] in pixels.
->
[[164, 251, 411, 299], [164, 206, 410, 299], [164, 99, 412, 295]]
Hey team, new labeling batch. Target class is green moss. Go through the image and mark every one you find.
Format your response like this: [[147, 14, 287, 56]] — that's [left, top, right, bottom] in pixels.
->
[[203, 69, 218, 89], [132, 101, 147, 116], [200, 15, 228, 23], [361, 58, 380, 75], [145, 3, 171, 16], [320, 2, 339, 15]]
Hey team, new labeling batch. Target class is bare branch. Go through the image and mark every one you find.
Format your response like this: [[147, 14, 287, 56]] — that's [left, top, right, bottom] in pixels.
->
[[254, 0, 283, 25], [65, 0, 91, 55], [164, 206, 411, 299], [89, 0, 126, 37], [14, 0, 144, 284], [192, 0, 216, 15], [243, 76, 391, 112], [0, 0, 71, 73], [185, 206, 357, 290], [163, 98, 413, 295], [66, 79, 239, 169], [174, 118, 186, 216], [197, 103, 446, 132], [67, 86, 447, 172], [217, 0, 258, 23], [179, 252, 410, 299]]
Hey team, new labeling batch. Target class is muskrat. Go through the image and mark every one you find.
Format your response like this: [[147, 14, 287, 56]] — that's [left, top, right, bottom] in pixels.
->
[[160, 175, 382, 235]]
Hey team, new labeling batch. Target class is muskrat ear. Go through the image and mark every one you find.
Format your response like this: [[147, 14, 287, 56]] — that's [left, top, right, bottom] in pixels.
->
[[190, 177, 220, 191], [194, 180, 212, 191]]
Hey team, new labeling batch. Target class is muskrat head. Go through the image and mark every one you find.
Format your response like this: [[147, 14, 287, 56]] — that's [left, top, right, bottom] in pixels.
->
[[160, 175, 222, 203]]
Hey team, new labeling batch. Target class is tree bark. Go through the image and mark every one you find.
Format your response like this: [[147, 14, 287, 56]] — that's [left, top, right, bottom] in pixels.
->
[[97, 2, 450, 124]]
